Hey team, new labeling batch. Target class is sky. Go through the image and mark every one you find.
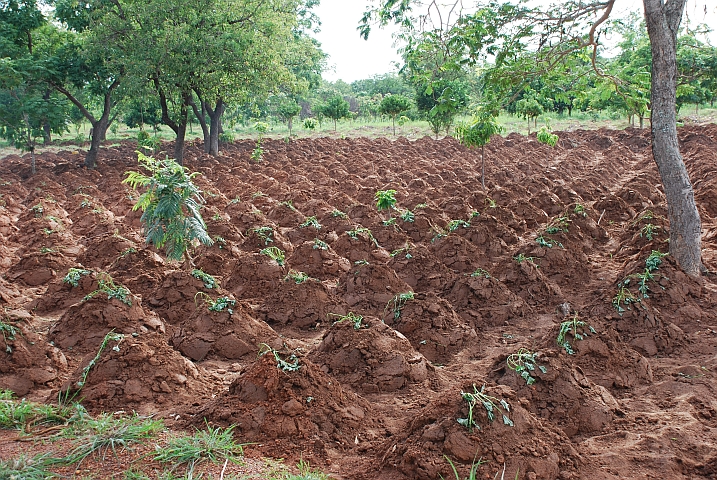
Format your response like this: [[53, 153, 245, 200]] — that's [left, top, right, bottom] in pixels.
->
[[312, 0, 717, 84]]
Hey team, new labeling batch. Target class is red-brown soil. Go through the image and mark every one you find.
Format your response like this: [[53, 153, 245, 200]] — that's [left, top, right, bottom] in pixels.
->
[[1, 126, 717, 479]]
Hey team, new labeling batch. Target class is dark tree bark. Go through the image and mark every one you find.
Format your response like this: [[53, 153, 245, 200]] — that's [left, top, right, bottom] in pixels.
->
[[203, 97, 225, 156], [643, 0, 702, 275], [189, 93, 210, 153], [154, 76, 190, 165], [54, 79, 119, 169]]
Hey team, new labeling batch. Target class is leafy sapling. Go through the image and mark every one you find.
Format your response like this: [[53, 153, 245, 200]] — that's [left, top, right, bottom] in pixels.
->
[[375, 190, 397, 220], [300, 216, 322, 229], [457, 384, 513, 432], [454, 111, 504, 190], [537, 125, 559, 147], [384, 292, 414, 320], [557, 315, 596, 355], [191, 269, 218, 289], [63, 268, 92, 287], [506, 348, 547, 385], [260, 246, 285, 266], [259, 343, 300, 372]]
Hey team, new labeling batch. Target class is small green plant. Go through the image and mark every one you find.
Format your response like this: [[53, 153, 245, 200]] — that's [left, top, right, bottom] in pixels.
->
[[390, 243, 413, 259], [329, 312, 365, 330], [330, 208, 348, 219], [218, 132, 234, 143], [137, 130, 161, 153], [640, 224, 660, 240], [123, 152, 212, 265], [83, 275, 132, 306], [259, 343, 300, 372], [63, 268, 91, 288], [612, 285, 640, 315], [39, 246, 55, 254], [30, 203, 44, 217], [574, 204, 587, 217], [470, 268, 491, 278], [385, 291, 414, 320], [0, 453, 59, 480], [303, 117, 318, 130], [442, 454, 487, 480], [613, 250, 668, 312], [153, 423, 244, 477], [399, 209, 415, 222], [375, 189, 397, 216], [251, 226, 274, 245], [260, 246, 285, 266], [513, 253, 538, 266], [191, 269, 218, 289], [447, 219, 470, 232], [431, 226, 447, 243], [645, 250, 668, 271], [545, 214, 570, 234], [279, 200, 298, 212], [195, 292, 236, 315], [535, 235, 562, 249], [457, 384, 513, 432], [300, 216, 322, 229], [383, 217, 397, 227], [346, 226, 379, 247], [228, 196, 241, 205], [485, 198, 497, 208], [285, 270, 310, 284], [0, 319, 19, 353], [313, 238, 329, 250], [537, 125, 559, 146], [557, 315, 596, 355], [415, 202, 428, 209], [251, 122, 269, 162], [506, 348, 547, 386]]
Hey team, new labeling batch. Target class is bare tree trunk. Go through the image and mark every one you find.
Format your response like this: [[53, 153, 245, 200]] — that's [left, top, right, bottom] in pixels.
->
[[481, 145, 485, 191], [204, 98, 225, 156], [644, 0, 702, 276], [189, 93, 210, 153], [154, 76, 190, 165]]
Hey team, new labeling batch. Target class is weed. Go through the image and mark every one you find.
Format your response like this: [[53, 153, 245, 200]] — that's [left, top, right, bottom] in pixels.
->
[[285, 270, 310, 284], [211, 213, 223, 222], [300, 216, 322, 229], [251, 191, 267, 199], [62, 413, 162, 464], [415, 202, 428, 209], [330, 209, 348, 219], [346, 226, 379, 247], [431, 227, 447, 243], [0, 390, 87, 432], [0, 452, 59, 479], [259, 343, 300, 372], [251, 226, 274, 245], [645, 250, 668, 271], [385, 292, 414, 320], [469, 268, 491, 278], [276, 458, 333, 480], [63, 268, 92, 288], [83, 275, 132, 306], [260, 246, 285, 266], [0, 320, 18, 353], [382, 217, 397, 227], [329, 312, 365, 329], [557, 315, 596, 355], [485, 198, 497, 208], [390, 243, 413, 259], [457, 384, 513, 432], [506, 348, 547, 385], [153, 423, 244, 477], [399, 209, 415, 223], [447, 219, 470, 232], [228, 196, 241, 205], [640, 223, 660, 240], [191, 269, 218, 289], [313, 238, 329, 250]]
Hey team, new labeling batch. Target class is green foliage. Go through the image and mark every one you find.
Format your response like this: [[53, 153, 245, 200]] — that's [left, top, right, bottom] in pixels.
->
[[447, 219, 470, 232], [285, 270, 310, 284], [557, 315, 596, 355], [379, 94, 411, 135], [329, 312, 365, 330], [191, 269, 218, 289], [62, 268, 91, 288], [303, 117, 318, 130], [313, 238, 329, 250], [390, 243, 413, 259], [0, 319, 18, 353], [399, 209, 415, 222], [83, 275, 132, 306], [124, 153, 212, 262], [442, 455, 487, 480], [513, 253, 538, 267], [251, 226, 274, 245], [316, 96, 350, 131], [537, 126, 559, 147], [346, 226, 379, 247], [0, 453, 59, 480], [153, 424, 244, 477], [470, 268, 491, 278], [506, 348, 547, 385], [330, 208, 348, 219], [457, 384, 513, 432], [385, 291, 414, 320], [454, 113, 504, 149], [260, 246, 286, 266], [375, 189, 397, 213], [300, 216, 322, 229], [613, 250, 669, 313], [259, 343, 300, 372], [136, 130, 160, 154], [195, 292, 236, 314], [640, 223, 660, 240]]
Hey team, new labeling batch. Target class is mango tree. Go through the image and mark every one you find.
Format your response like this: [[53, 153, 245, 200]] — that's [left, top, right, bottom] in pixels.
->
[[379, 94, 411, 136], [454, 112, 504, 190]]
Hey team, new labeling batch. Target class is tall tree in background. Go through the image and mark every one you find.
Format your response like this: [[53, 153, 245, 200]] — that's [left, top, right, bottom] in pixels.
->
[[361, 0, 705, 276]]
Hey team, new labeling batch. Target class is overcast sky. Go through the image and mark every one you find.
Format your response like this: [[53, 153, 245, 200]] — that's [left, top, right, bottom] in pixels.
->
[[312, 0, 717, 84]]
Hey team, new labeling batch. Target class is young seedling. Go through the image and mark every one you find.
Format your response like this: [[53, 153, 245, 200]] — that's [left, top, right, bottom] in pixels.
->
[[612, 285, 640, 314], [399, 209, 415, 223], [447, 219, 471, 232], [431, 226, 448, 243], [313, 238, 329, 250], [191, 269, 218, 289], [195, 292, 236, 314], [250, 226, 274, 245], [330, 209, 348, 219], [63, 268, 92, 288], [545, 214, 570, 234], [284, 270, 310, 284], [299, 216, 322, 229], [470, 268, 491, 278], [640, 224, 660, 240], [375, 190, 397, 217], [573, 204, 587, 217], [557, 315, 596, 355], [537, 125, 559, 147], [329, 312, 365, 329], [535, 235, 563, 249], [457, 384, 513, 432], [258, 343, 300, 372], [385, 292, 414, 320], [0, 320, 18, 353], [260, 246, 285, 266], [390, 243, 413, 259], [279, 200, 298, 212], [83, 275, 132, 306], [506, 348, 547, 386], [346, 226, 379, 247]]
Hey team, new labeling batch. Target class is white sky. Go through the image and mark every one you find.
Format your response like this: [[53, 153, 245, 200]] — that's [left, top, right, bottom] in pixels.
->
[[312, 0, 717, 84]]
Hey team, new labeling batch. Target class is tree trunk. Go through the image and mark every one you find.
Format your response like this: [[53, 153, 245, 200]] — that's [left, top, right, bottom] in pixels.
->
[[204, 98, 225, 156], [155, 76, 190, 165], [392, 116, 396, 136], [42, 92, 52, 145], [189, 94, 210, 153], [288, 116, 293, 136], [481, 145, 485, 191], [644, 0, 702, 276]]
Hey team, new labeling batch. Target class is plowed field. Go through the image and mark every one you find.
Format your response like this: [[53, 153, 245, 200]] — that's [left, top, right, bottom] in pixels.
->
[[1, 125, 716, 479]]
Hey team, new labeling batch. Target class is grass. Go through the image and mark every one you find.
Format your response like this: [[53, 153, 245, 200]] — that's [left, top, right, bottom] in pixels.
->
[[0, 390, 88, 433], [0, 453, 59, 480], [153, 424, 245, 477]]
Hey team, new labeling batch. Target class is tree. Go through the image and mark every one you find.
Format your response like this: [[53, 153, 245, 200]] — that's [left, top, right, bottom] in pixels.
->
[[123, 152, 213, 267], [454, 111, 504, 190], [362, 0, 704, 276], [276, 96, 302, 136], [379, 94, 411, 135], [317, 96, 350, 132]]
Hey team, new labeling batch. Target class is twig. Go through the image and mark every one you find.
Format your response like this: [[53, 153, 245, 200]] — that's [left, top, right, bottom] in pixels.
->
[[597, 209, 606, 225], [220, 458, 229, 480]]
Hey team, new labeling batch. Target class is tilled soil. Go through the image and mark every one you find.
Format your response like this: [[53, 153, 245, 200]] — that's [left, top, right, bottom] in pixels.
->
[[1, 126, 716, 479]]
